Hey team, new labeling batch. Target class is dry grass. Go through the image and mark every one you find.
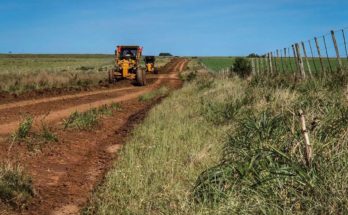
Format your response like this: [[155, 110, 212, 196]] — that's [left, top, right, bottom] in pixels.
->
[[0, 54, 172, 95]]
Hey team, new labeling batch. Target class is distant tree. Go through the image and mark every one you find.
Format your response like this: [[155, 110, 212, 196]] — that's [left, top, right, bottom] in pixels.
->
[[159, 53, 173, 57], [8, 51, 12, 54], [247, 53, 260, 58]]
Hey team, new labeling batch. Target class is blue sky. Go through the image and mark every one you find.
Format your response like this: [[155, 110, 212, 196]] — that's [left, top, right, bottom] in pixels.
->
[[0, 0, 347, 56]]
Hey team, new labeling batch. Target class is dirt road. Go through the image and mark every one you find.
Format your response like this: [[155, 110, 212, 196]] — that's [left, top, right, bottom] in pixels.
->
[[0, 58, 188, 215]]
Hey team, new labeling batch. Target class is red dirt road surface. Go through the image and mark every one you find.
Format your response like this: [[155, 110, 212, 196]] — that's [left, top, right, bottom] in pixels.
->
[[0, 58, 188, 215]]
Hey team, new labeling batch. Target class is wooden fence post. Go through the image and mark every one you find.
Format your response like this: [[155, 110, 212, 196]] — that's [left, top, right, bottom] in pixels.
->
[[314, 37, 325, 72], [342, 30, 348, 60], [265, 54, 270, 73], [269, 52, 273, 74], [308, 40, 319, 74], [301, 41, 313, 78], [323, 35, 333, 73], [331, 30, 343, 71], [274, 51, 278, 74], [251, 58, 256, 75], [288, 47, 294, 73], [280, 49, 285, 73], [299, 109, 313, 166], [292, 44, 299, 74], [295, 43, 306, 79]]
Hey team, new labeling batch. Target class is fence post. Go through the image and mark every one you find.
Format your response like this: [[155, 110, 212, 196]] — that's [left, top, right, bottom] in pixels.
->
[[288, 47, 294, 74], [280, 49, 285, 73], [301, 41, 313, 78], [331, 30, 343, 71], [292, 44, 299, 74], [251, 58, 256, 75], [314, 37, 325, 72], [323, 35, 333, 73], [274, 51, 278, 74], [308, 40, 319, 74], [299, 109, 313, 167], [269, 52, 273, 74], [256, 57, 260, 75], [265, 54, 270, 73], [295, 43, 306, 79], [342, 30, 348, 60]]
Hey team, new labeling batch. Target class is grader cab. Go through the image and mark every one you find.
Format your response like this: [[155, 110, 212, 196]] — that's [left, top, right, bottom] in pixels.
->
[[144, 56, 158, 74], [109, 46, 146, 86]]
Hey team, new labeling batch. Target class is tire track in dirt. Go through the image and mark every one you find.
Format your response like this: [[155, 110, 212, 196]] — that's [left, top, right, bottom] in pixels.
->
[[0, 58, 188, 215]]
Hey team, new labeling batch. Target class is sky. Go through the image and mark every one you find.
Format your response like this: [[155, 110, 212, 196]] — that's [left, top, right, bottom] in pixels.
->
[[0, 0, 347, 56]]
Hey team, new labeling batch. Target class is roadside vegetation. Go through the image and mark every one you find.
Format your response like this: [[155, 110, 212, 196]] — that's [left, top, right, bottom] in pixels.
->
[[0, 162, 34, 209], [63, 103, 121, 130], [10, 116, 58, 152], [85, 58, 348, 214], [138, 86, 169, 102], [0, 54, 172, 95]]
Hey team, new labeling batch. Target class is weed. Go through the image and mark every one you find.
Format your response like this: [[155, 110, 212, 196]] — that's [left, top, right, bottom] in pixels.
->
[[0, 162, 34, 209], [11, 117, 33, 142], [40, 124, 58, 143], [139, 87, 169, 102], [63, 103, 121, 130]]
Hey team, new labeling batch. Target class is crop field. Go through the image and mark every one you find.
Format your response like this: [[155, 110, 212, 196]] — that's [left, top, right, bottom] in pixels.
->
[[199, 57, 236, 72]]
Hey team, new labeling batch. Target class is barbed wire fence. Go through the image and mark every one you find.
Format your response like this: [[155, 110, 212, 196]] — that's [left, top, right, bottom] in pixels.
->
[[250, 27, 348, 79]]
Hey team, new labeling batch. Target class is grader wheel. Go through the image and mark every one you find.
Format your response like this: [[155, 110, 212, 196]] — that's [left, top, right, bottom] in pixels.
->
[[108, 70, 116, 84], [136, 68, 146, 86]]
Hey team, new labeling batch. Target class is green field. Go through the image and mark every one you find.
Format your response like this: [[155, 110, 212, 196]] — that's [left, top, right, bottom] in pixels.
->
[[199, 57, 236, 72]]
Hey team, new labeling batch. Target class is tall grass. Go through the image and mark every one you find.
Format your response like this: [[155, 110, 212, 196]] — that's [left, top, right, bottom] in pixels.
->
[[193, 68, 348, 214], [84, 62, 243, 214], [0, 162, 34, 209]]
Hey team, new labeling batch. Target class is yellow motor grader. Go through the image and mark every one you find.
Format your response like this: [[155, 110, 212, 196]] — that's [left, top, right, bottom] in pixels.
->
[[109, 45, 146, 86], [144, 56, 158, 74]]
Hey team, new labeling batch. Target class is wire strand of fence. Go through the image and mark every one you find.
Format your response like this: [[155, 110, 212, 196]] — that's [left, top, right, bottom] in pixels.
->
[[259, 27, 348, 77]]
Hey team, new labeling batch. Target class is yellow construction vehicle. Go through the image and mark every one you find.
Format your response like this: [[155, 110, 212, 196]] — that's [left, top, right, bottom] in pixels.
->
[[109, 46, 146, 86], [144, 56, 158, 74]]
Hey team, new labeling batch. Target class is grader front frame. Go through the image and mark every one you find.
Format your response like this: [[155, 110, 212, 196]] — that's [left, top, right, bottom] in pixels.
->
[[108, 46, 146, 86]]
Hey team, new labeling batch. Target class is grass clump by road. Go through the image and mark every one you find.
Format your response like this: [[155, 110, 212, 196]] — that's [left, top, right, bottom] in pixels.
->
[[85, 58, 348, 214], [138, 86, 169, 102], [0, 162, 34, 209], [10, 116, 58, 152], [63, 103, 121, 130], [12, 117, 33, 141]]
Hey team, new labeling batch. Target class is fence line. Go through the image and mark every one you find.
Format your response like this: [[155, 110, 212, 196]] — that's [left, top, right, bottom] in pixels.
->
[[254, 28, 348, 78]]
